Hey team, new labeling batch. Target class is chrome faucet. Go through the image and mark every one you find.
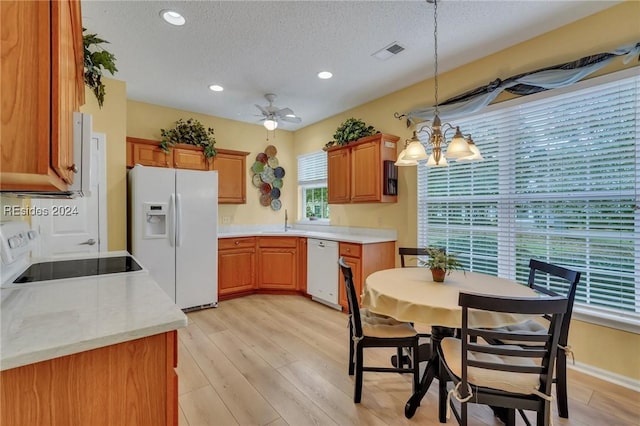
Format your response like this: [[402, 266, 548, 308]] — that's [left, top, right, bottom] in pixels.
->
[[284, 209, 291, 231]]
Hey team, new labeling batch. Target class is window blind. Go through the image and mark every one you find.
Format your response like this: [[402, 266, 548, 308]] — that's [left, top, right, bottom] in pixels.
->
[[418, 69, 639, 320], [298, 151, 327, 185]]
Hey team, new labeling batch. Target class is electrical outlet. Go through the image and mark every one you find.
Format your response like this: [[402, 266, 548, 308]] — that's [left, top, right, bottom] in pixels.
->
[[222, 216, 231, 225]]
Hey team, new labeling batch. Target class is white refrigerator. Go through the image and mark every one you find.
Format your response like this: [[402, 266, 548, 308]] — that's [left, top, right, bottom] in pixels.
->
[[129, 165, 218, 310]]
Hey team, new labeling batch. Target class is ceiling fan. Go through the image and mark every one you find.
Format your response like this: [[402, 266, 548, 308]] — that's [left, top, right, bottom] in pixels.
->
[[255, 93, 302, 130]]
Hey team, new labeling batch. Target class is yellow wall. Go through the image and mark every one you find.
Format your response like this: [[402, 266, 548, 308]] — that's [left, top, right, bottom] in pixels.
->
[[292, 1, 640, 381], [126, 101, 296, 227], [80, 79, 127, 250]]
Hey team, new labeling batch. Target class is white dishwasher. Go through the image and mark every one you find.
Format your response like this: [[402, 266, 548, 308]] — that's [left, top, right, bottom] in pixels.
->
[[306, 238, 340, 309]]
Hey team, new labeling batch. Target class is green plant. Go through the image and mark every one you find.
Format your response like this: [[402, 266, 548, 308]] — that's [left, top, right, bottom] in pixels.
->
[[160, 118, 217, 158], [332, 118, 377, 146], [420, 247, 463, 275], [83, 29, 118, 108]]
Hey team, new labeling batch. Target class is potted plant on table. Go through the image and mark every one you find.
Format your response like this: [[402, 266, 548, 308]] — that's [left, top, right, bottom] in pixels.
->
[[421, 247, 463, 282]]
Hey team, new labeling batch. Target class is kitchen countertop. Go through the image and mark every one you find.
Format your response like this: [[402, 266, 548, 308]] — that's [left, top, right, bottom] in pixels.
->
[[218, 227, 397, 244], [0, 272, 187, 371]]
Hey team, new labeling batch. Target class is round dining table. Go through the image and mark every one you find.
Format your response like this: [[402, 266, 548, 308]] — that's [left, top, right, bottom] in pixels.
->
[[362, 268, 539, 419]]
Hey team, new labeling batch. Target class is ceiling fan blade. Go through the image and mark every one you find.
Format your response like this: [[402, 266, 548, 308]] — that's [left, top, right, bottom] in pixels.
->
[[275, 107, 294, 117], [280, 116, 302, 123], [255, 104, 268, 115]]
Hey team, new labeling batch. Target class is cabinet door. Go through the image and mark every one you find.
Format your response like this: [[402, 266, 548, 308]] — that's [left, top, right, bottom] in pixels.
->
[[51, 0, 83, 184], [338, 255, 362, 312], [218, 248, 256, 296], [132, 143, 172, 167], [351, 141, 380, 202], [173, 147, 208, 170], [327, 148, 351, 204], [258, 248, 297, 290], [212, 151, 247, 204]]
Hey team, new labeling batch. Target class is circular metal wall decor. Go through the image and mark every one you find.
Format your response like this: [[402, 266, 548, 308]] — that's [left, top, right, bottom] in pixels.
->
[[252, 145, 285, 211]]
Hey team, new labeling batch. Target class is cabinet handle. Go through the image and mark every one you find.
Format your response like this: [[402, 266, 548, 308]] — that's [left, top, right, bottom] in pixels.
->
[[235, 241, 240, 245], [346, 248, 351, 252], [68, 164, 78, 173]]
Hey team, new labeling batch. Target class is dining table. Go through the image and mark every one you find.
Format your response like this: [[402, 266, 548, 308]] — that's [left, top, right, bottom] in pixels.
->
[[362, 268, 539, 419]]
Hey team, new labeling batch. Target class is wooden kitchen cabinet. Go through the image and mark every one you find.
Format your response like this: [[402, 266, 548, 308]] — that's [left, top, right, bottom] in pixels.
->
[[257, 237, 298, 291], [1, 0, 85, 192], [0, 331, 178, 426], [327, 133, 399, 204], [338, 241, 395, 312], [327, 148, 351, 203], [212, 149, 249, 204], [127, 138, 249, 204], [218, 237, 256, 299]]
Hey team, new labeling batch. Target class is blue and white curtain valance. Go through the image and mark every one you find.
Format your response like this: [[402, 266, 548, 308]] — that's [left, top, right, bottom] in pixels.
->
[[396, 42, 640, 126]]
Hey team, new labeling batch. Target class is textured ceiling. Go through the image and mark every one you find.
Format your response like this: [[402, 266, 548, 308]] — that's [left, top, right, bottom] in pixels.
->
[[81, 1, 620, 131]]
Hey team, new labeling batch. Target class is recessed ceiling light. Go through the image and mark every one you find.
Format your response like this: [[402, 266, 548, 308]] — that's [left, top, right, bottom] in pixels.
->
[[317, 71, 333, 80], [208, 84, 224, 92], [160, 10, 185, 26]]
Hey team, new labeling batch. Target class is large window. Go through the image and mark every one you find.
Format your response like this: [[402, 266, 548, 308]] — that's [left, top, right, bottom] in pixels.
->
[[418, 68, 639, 328], [298, 151, 329, 221]]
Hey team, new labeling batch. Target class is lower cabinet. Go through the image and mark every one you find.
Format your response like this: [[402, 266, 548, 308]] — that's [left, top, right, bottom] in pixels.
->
[[338, 241, 395, 312], [257, 237, 298, 290], [218, 237, 256, 298], [0, 331, 178, 426]]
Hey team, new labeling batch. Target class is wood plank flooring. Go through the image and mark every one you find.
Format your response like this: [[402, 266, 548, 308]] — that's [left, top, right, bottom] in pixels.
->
[[178, 294, 639, 426]]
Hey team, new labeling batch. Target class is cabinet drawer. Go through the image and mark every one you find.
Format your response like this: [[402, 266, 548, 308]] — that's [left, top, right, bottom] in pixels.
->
[[219, 237, 256, 250], [339, 242, 361, 258], [258, 237, 298, 248]]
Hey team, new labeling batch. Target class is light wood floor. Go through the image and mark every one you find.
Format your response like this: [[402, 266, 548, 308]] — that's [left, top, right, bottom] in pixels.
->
[[177, 294, 639, 426]]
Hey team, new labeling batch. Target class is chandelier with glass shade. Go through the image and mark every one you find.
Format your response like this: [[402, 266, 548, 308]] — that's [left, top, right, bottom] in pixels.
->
[[395, 0, 482, 167]]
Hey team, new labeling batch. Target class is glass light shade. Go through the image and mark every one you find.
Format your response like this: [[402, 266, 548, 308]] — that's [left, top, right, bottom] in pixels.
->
[[426, 153, 448, 167], [445, 127, 474, 159], [264, 119, 278, 131], [457, 143, 483, 162], [404, 140, 428, 161], [394, 149, 418, 166]]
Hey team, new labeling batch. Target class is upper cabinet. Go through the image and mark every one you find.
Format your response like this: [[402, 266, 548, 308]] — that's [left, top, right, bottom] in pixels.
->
[[127, 137, 249, 204], [327, 133, 399, 204], [1, 0, 85, 191]]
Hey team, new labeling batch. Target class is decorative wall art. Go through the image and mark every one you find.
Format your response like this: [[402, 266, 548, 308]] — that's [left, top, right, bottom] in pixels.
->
[[251, 145, 285, 211]]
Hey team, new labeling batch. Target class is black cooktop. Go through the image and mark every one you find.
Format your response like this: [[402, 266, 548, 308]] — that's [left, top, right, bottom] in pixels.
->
[[13, 256, 143, 283]]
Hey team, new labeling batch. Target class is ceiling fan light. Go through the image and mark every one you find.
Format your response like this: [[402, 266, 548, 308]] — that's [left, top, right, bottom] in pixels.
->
[[264, 119, 278, 131]]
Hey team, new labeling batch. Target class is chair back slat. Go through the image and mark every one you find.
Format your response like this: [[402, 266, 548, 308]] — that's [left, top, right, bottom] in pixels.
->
[[398, 247, 426, 268], [339, 257, 363, 338], [467, 360, 544, 375], [468, 343, 548, 359], [471, 329, 550, 344]]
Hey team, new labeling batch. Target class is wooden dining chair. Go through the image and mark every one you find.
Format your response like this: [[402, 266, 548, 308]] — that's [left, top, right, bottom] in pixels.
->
[[483, 259, 581, 418], [438, 292, 568, 426], [398, 247, 426, 267], [338, 257, 420, 403]]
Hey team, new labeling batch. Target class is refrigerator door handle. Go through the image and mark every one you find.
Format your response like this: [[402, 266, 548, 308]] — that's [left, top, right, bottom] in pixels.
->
[[176, 193, 183, 247], [169, 193, 176, 247]]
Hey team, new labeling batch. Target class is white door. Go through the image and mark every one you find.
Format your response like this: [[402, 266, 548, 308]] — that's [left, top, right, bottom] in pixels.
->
[[32, 133, 108, 258], [175, 169, 218, 309]]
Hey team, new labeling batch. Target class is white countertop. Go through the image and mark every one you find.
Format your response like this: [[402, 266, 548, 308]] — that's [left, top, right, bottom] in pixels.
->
[[218, 226, 397, 244], [0, 272, 187, 371]]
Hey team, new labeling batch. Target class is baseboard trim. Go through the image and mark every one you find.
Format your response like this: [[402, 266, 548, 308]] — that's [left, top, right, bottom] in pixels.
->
[[569, 362, 640, 393]]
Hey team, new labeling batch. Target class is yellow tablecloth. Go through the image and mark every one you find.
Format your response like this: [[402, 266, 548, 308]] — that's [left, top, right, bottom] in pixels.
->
[[363, 269, 538, 328]]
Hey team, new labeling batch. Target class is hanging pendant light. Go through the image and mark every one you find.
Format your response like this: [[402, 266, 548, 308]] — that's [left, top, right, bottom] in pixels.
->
[[395, 0, 481, 167]]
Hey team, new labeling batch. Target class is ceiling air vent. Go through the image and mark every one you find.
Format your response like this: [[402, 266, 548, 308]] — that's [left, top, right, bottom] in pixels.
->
[[372, 42, 406, 61]]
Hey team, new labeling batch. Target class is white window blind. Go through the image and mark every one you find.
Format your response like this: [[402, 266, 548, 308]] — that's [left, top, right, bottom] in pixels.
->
[[298, 151, 327, 185], [298, 151, 329, 220], [418, 69, 640, 321]]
